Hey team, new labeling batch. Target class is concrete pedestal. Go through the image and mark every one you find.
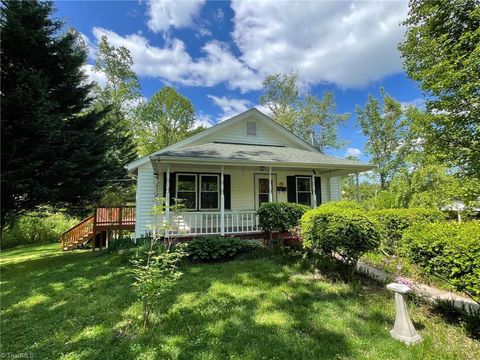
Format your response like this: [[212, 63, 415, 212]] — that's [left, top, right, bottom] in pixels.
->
[[386, 283, 422, 345]]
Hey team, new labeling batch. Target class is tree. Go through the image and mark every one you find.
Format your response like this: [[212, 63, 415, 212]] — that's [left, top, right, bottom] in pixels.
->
[[399, 0, 480, 177], [1, 0, 115, 227], [92, 36, 138, 178], [260, 73, 349, 152], [355, 89, 409, 189], [136, 87, 197, 156]]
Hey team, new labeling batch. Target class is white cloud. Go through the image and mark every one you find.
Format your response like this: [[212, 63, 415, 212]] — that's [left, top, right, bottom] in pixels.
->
[[346, 147, 362, 158], [207, 95, 273, 122], [84, 1, 409, 95], [147, 0, 205, 33], [231, 0, 409, 88], [401, 98, 426, 110], [207, 95, 252, 121], [194, 112, 215, 128], [215, 8, 224, 22], [82, 64, 107, 87], [91, 27, 261, 93]]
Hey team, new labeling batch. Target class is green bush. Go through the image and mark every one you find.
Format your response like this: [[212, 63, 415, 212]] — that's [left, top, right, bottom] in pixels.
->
[[300, 203, 381, 266], [257, 202, 309, 233], [370, 208, 445, 253], [185, 236, 260, 262], [323, 200, 365, 211], [1, 211, 78, 249], [402, 221, 480, 301]]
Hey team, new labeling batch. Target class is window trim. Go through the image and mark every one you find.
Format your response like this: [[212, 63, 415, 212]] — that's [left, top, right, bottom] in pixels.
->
[[296, 176, 312, 206], [199, 174, 220, 210], [175, 173, 197, 210]]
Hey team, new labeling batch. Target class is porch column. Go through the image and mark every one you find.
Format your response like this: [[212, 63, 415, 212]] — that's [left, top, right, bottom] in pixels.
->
[[268, 166, 273, 202], [165, 164, 170, 238], [220, 165, 225, 236], [355, 172, 360, 203], [311, 171, 317, 208]]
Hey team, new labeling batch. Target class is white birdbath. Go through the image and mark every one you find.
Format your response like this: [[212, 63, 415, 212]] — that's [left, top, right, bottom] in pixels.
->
[[386, 283, 422, 345]]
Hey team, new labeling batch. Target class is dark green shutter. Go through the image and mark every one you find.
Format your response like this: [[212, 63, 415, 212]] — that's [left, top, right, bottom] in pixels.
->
[[315, 176, 322, 206], [287, 176, 296, 203], [224, 175, 231, 209]]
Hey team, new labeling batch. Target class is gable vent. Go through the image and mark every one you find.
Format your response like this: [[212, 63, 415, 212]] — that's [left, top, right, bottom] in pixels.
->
[[246, 121, 257, 136]]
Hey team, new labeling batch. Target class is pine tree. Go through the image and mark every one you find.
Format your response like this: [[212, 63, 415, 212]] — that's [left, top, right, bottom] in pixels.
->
[[0, 0, 117, 227]]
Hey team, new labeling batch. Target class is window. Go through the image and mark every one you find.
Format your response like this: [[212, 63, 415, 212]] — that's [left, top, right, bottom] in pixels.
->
[[176, 174, 197, 210], [296, 177, 311, 206], [200, 174, 219, 210], [246, 121, 257, 136]]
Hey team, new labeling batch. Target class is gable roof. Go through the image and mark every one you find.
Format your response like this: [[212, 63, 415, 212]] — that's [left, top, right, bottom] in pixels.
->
[[126, 108, 319, 172]]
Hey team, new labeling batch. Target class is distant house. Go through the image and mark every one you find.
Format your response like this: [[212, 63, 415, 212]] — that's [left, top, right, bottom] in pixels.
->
[[126, 108, 373, 239]]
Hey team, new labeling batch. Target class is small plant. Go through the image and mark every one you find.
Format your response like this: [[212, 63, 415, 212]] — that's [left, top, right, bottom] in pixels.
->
[[185, 236, 260, 262], [300, 203, 381, 267], [130, 198, 187, 330]]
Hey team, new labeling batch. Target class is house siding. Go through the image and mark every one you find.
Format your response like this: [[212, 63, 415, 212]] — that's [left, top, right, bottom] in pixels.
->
[[135, 162, 156, 239], [186, 118, 301, 148]]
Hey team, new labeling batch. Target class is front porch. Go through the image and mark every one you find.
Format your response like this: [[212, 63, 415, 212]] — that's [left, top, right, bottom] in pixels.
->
[[144, 159, 369, 239], [167, 210, 260, 237]]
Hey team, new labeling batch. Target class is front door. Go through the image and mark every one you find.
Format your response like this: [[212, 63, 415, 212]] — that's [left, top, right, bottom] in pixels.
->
[[254, 174, 277, 210]]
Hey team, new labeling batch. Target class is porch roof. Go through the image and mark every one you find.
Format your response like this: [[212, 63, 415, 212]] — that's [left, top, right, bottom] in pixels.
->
[[151, 142, 374, 174]]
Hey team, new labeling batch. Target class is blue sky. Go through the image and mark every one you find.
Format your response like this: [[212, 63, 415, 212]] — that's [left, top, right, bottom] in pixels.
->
[[55, 0, 423, 160]]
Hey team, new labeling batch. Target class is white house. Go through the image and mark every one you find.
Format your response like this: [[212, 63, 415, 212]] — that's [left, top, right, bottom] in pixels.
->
[[126, 108, 373, 239]]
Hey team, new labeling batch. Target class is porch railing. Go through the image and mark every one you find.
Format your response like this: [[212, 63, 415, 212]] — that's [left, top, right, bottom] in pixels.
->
[[166, 210, 260, 237]]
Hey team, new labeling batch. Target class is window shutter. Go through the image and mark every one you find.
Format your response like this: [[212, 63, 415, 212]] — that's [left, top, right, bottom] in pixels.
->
[[287, 176, 296, 203], [315, 177, 322, 206], [224, 175, 231, 209]]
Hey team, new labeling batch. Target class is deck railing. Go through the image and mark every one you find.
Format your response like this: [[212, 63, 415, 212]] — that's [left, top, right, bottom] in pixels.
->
[[95, 206, 136, 228], [60, 215, 94, 250], [167, 210, 260, 237], [60, 206, 136, 250]]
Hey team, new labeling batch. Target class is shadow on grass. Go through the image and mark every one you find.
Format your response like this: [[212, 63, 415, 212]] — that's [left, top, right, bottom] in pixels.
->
[[2, 248, 479, 359], [429, 300, 480, 340]]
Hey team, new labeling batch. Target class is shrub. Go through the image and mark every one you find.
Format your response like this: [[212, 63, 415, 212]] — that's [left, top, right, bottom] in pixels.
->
[[185, 236, 260, 262], [300, 203, 381, 266], [370, 208, 445, 253], [402, 221, 480, 302], [257, 202, 309, 233], [1, 211, 78, 249], [323, 200, 365, 211]]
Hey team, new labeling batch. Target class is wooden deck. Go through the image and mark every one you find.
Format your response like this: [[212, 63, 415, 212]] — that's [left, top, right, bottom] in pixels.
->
[[60, 206, 135, 251]]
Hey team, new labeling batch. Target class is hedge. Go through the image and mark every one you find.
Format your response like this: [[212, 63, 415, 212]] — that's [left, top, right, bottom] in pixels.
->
[[322, 200, 366, 211], [300, 203, 381, 266], [402, 221, 480, 301], [185, 236, 260, 262], [257, 202, 309, 233], [370, 208, 445, 253]]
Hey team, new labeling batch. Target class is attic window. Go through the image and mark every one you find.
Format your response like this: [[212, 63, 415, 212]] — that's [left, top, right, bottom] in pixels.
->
[[246, 121, 257, 136]]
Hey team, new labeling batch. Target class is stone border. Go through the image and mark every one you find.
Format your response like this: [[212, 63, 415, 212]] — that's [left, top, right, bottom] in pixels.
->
[[356, 262, 479, 316]]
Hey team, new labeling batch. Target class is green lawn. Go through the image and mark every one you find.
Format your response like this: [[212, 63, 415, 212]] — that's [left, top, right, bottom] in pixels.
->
[[1, 244, 478, 359]]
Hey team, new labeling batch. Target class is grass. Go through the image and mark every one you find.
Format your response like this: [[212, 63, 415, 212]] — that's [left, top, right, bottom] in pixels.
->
[[1, 244, 479, 359]]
